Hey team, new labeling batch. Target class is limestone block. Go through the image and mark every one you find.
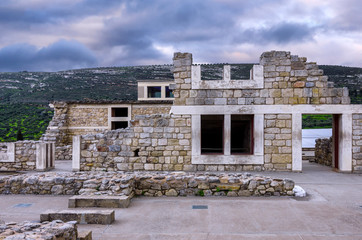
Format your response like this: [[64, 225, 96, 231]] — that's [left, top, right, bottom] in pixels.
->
[[269, 89, 281, 98], [40, 209, 115, 225], [272, 154, 292, 163], [293, 81, 305, 88]]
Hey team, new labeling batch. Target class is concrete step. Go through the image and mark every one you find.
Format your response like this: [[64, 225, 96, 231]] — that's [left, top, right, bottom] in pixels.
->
[[78, 230, 92, 240], [68, 195, 131, 208], [40, 209, 115, 225]]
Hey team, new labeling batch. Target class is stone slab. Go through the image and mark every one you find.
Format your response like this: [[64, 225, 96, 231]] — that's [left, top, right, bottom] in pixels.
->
[[68, 195, 131, 208], [40, 209, 115, 225], [78, 230, 92, 240]]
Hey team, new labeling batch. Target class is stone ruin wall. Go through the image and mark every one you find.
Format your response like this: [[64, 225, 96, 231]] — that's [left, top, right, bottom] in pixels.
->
[[172, 51, 350, 171], [353, 113, 362, 172], [315, 137, 333, 166], [78, 109, 193, 172], [0, 220, 78, 240], [0, 141, 37, 171], [172, 51, 350, 107]]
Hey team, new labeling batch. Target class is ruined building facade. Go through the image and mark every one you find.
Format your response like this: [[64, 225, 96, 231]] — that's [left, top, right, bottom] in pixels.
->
[[39, 51, 362, 173]]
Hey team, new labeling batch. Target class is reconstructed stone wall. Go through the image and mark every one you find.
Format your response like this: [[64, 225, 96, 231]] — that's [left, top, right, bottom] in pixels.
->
[[0, 141, 36, 171], [67, 106, 108, 128], [260, 51, 350, 105], [173, 51, 349, 106], [315, 137, 332, 166], [0, 220, 77, 240], [171, 51, 353, 172], [264, 114, 292, 170], [352, 114, 362, 172], [0, 171, 295, 197]]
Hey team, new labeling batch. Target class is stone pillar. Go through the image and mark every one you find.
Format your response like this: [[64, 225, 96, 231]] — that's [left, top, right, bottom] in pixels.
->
[[72, 136, 81, 171], [36, 142, 55, 171], [36, 143, 47, 171], [172, 52, 192, 106], [339, 113, 352, 172], [292, 113, 302, 172]]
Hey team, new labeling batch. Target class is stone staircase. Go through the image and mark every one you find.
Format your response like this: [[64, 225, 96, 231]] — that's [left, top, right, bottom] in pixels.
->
[[40, 194, 133, 239]]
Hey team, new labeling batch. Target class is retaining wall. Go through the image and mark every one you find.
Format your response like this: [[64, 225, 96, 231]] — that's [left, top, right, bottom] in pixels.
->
[[0, 172, 295, 197]]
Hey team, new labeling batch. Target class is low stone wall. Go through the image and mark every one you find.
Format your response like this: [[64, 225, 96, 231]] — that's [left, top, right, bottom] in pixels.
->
[[0, 220, 77, 240], [315, 137, 332, 166], [0, 172, 134, 196], [302, 148, 315, 162], [0, 171, 295, 197], [133, 172, 295, 197]]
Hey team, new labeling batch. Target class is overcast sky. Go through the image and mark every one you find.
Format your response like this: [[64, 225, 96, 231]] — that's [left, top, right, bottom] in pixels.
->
[[0, 0, 362, 72]]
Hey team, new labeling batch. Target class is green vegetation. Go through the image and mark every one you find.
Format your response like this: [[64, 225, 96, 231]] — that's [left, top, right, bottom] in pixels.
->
[[302, 114, 332, 129], [196, 190, 205, 196], [0, 104, 53, 142]]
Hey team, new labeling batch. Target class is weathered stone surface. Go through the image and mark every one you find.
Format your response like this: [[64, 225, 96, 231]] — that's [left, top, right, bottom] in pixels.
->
[[40, 209, 115, 225], [0, 220, 77, 240], [0, 171, 295, 197], [68, 195, 131, 208]]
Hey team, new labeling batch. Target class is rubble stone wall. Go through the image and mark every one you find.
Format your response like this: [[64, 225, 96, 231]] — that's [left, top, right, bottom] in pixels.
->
[[264, 114, 293, 171], [0, 141, 37, 171], [353, 113, 362, 172], [78, 112, 192, 172], [0, 171, 295, 197], [0, 220, 77, 240], [315, 137, 332, 166]]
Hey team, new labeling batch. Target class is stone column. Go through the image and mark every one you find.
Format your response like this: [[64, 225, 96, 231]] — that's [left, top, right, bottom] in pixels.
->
[[292, 113, 302, 172], [36, 143, 47, 171], [339, 113, 352, 172], [72, 136, 81, 171]]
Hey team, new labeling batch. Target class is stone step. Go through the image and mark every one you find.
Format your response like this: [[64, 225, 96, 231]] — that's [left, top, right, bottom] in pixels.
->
[[68, 195, 131, 208], [78, 230, 92, 240], [40, 209, 115, 225]]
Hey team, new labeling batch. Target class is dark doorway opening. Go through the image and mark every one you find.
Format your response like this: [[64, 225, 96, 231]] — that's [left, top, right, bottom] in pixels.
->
[[231, 115, 253, 154], [201, 115, 224, 154]]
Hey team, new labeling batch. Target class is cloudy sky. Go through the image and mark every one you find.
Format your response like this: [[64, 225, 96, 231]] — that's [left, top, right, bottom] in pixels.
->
[[0, 0, 362, 72]]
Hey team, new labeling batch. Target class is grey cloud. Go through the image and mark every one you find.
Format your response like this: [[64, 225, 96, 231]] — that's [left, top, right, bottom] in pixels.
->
[[235, 22, 318, 44], [0, 40, 97, 72]]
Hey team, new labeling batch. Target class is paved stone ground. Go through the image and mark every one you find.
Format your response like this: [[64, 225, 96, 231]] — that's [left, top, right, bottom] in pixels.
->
[[1, 161, 362, 240]]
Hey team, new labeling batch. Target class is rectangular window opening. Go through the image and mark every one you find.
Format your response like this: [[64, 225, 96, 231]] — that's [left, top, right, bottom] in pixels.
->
[[111, 121, 128, 130], [165, 86, 174, 98], [112, 107, 128, 117], [201, 115, 224, 154], [231, 115, 253, 154], [147, 86, 162, 98]]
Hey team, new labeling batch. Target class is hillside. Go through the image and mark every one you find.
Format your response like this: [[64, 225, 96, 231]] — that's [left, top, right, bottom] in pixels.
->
[[0, 64, 361, 141]]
